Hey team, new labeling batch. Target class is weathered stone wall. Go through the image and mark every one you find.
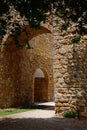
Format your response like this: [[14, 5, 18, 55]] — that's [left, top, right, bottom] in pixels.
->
[[53, 19, 87, 114], [0, 49, 23, 108], [0, 33, 53, 108], [1, 16, 87, 116]]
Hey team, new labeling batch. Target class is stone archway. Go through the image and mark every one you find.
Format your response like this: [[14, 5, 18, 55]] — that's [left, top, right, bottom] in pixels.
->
[[34, 68, 49, 102], [0, 24, 53, 108]]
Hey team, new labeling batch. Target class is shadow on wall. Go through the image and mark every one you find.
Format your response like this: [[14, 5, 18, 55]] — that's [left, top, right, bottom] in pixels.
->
[[2, 48, 23, 108], [67, 41, 87, 115]]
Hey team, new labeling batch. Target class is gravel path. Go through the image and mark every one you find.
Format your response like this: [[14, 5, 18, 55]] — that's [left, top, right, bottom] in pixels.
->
[[0, 108, 87, 130]]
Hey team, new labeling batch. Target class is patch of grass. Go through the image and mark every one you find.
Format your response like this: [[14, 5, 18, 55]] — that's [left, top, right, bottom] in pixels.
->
[[0, 105, 47, 117], [0, 108, 31, 117]]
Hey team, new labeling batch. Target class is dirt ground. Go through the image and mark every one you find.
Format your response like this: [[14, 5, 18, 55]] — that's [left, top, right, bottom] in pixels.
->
[[0, 108, 87, 130]]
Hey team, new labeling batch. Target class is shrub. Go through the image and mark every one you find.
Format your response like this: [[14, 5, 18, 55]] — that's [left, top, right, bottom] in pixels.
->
[[63, 111, 78, 118]]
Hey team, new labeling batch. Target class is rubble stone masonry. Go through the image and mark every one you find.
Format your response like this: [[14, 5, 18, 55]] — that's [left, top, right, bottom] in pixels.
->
[[0, 32, 53, 108], [53, 18, 87, 115], [0, 16, 87, 117]]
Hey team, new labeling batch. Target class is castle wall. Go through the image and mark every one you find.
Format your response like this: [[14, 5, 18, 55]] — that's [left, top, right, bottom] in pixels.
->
[[1, 18, 87, 116], [0, 33, 53, 108], [53, 19, 87, 114]]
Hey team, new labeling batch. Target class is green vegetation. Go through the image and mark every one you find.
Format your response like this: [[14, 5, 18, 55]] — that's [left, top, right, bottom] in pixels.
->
[[1, 0, 87, 43], [0, 105, 47, 117], [63, 111, 78, 118], [0, 108, 31, 117]]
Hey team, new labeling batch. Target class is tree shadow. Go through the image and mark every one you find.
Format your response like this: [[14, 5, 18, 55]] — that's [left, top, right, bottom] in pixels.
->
[[67, 40, 87, 117], [0, 116, 87, 130]]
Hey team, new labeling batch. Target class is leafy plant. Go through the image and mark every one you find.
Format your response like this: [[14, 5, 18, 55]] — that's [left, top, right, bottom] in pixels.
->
[[1, 0, 87, 46], [63, 111, 78, 118]]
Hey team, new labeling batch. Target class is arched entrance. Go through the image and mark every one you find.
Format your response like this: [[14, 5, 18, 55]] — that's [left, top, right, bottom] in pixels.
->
[[34, 68, 48, 102]]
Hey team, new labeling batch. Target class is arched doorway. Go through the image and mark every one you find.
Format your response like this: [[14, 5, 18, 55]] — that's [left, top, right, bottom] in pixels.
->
[[34, 68, 48, 102]]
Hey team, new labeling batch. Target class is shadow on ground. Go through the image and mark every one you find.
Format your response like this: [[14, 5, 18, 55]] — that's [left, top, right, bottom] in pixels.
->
[[0, 103, 87, 130], [0, 117, 87, 130]]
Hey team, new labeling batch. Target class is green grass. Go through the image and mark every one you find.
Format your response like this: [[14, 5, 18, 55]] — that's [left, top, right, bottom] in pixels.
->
[[0, 105, 47, 117], [0, 108, 31, 117]]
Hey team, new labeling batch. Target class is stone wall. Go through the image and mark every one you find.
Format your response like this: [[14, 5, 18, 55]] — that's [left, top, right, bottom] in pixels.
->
[[53, 19, 87, 114], [0, 32, 54, 108], [1, 17, 87, 116]]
